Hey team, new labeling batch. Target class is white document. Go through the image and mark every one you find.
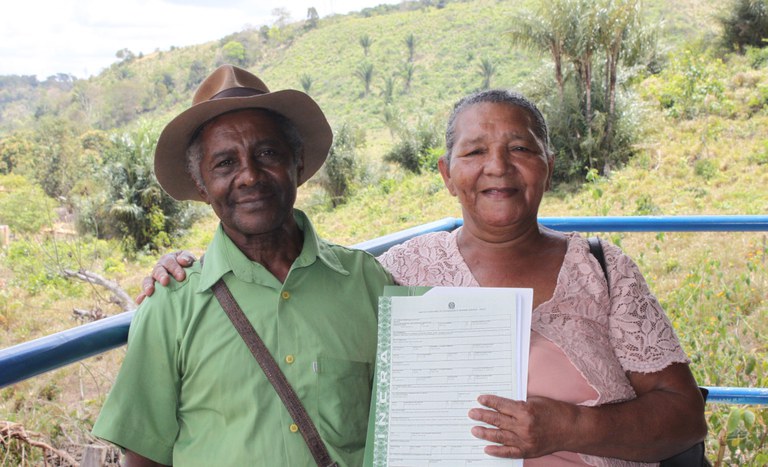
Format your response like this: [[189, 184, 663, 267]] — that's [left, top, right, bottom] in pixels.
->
[[372, 286, 532, 467]]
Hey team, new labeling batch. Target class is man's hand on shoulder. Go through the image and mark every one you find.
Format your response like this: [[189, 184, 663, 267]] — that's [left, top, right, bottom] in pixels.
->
[[135, 251, 197, 304]]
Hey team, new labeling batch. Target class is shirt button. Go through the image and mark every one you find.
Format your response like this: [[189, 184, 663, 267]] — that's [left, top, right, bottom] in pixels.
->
[[289, 423, 299, 433], [281, 291, 290, 300], [285, 355, 295, 364]]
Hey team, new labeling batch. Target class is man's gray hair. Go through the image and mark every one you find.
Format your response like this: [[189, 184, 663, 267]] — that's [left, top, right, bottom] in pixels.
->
[[444, 89, 553, 161], [186, 108, 305, 194]]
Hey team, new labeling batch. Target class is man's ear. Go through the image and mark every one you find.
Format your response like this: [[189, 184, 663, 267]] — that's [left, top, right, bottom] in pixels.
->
[[196, 183, 210, 204], [438, 155, 457, 196], [197, 187, 211, 204]]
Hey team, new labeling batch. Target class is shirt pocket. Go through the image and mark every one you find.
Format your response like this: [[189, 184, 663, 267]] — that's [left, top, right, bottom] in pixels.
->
[[316, 356, 372, 452]]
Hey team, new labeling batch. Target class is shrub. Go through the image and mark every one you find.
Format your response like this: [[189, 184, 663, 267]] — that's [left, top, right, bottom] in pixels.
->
[[221, 41, 247, 66], [634, 194, 661, 215], [0, 174, 57, 234], [694, 159, 718, 180], [718, 0, 768, 53], [642, 49, 730, 119], [748, 140, 768, 165], [319, 123, 365, 207], [532, 79, 643, 183], [72, 122, 205, 253], [383, 117, 442, 174], [745, 45, 768, 68]]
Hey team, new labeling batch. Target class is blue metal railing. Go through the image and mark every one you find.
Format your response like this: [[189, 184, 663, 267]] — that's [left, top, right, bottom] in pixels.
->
[[1, 215, 767, 405]]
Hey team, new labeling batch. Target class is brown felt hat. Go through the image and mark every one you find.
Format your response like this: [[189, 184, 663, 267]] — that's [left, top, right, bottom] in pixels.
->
[[154, 64, 332, 201]]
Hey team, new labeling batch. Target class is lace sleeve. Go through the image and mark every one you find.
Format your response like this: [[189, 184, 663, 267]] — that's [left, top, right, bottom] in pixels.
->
[[604, 242, 690, 373], [377, 242, 412, 286], [376, 231, 477, 287]]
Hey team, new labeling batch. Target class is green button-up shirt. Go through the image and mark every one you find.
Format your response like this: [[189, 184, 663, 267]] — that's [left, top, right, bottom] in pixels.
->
[[93, 210, 393, 466]]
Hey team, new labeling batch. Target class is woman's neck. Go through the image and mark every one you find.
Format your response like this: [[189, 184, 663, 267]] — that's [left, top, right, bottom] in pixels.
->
[[457, 223, 567, 307]]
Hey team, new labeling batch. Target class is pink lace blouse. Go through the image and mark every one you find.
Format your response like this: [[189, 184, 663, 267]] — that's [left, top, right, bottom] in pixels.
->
[[377, 229, 689, 467]]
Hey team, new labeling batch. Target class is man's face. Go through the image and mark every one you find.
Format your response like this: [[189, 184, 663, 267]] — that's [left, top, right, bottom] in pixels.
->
[[197, 109, 303, 243]]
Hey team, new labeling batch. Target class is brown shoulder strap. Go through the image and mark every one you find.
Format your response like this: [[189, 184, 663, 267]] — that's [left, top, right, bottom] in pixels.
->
[[210, 278, 338, 467]]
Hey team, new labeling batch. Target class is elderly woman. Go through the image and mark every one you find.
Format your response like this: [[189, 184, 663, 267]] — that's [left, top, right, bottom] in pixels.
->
[[140, 90, 706, 465], [371, 90, 707, 465]]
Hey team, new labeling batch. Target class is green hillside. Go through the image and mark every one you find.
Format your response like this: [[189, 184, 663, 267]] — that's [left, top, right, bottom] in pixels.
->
[[0, 0, 721, 137]]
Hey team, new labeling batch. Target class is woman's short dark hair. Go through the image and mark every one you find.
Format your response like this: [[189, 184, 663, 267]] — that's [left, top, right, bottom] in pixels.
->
[[185, 108, 304, 193], [444, 89, 553, 160]]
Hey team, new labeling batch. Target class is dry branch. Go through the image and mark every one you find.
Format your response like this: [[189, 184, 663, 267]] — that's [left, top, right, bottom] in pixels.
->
[[63, 268, 137, 311], [73, 307, 106, 322], [0, 421, 78, 466]]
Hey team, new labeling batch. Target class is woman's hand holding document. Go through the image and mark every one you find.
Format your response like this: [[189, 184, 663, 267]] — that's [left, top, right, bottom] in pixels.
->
[[372, 286, 532, 467]]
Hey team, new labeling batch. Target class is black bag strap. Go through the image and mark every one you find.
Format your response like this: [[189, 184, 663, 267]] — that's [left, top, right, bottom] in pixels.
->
[[586, 237, 711, 467], [588, 237, 608, 281], [588, 236, 609, 297], [208, 272, 338, 467]]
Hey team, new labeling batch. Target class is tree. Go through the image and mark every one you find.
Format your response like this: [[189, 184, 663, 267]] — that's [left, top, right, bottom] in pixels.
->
[[507, 3, 569, 98], [507, 0, 655, 179], [595, 0, 651, 154], [380, 105, 402, 138], [271, 7, 292, 28], [306, 7, 320, 30], [320, 123, 363, 207], [405, 33, 416, 62], [300, 74, 313, 94], [152, 72, 175, 102], [355, 62, 374, 96], [115, 48, 136, 63], [98, 80, 147, 128], [382, 75, 396, 103], [718, 0, 768, 52], [0, 174, 56, 233], [402, 62, 415, 93], [384, 115, 442, 174], [359, 34, 373, 56], [74, 122, 203, 252], [0, 132, 38, 175], [71, 80, 97, 124], [27, 117, 82, 199], [477, 57, 497, 89], [187, 60, 208, 91], [222, 41, 247, 66]]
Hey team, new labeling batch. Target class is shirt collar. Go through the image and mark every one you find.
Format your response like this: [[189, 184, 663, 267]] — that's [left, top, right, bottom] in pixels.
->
[[197, 209, 349, 292]]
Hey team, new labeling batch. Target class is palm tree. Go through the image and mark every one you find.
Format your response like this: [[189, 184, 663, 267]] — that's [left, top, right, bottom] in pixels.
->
[[477, 57, 497, 90], [402, 62, 415, 93], [382, 75, 396, 103], [359, 34, 373, 56], [506, 0, 653, 170], [96, 122, 201, 252], [595, 0, 650, 151], [507, 7, 567, 98], [299, 74, 313, 94], [354, 62, 374, 96], [405, 33, 416, 62], [380, 105, 402, 138], [305, 7, 319, 30]]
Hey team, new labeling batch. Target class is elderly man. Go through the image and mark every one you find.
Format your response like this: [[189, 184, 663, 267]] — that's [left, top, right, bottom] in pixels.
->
[[92, 65, 392, 467]]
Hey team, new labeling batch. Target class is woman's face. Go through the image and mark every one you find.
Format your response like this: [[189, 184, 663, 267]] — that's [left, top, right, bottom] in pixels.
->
[[439, 102, 554, 235]]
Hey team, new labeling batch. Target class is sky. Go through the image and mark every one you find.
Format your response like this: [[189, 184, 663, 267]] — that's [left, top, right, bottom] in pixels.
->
[[1, 0, 394, 80]]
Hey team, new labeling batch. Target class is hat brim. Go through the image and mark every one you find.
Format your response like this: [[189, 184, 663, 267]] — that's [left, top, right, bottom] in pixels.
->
[[155, 90, 332, 201]]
